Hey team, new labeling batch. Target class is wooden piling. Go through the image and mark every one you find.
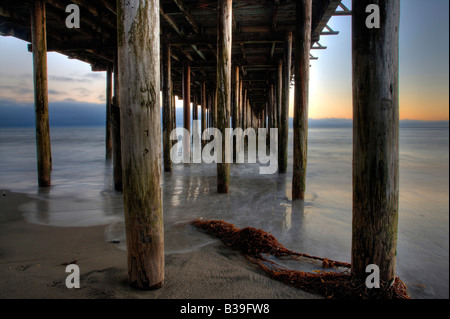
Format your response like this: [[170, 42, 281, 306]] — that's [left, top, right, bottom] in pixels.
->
[[182, 61, 191, 160], [292, 0, 312, 200], [276, 59, 282, 129], [173, 94, 177, 129], [233, 66, 240, 131], [351, 0, 400, 282], [269, 84, 274, 130], [106, 64, 113, 161], [239, 80, 243, 128], [247, 99, 251, 129], [201, 81, 207, 137], [193, 92, 198, 121], [112, 54, 122, 191], [242, 90, 247, 129], [232, 67, 240, 160], [162, 41, 172, 173], [216, 0, 232, 193], [183, 61, 191, 133], [117, 0, 164, 290], [30, 0, 51, 188], [214, 88, 218, 128], [207, 93, 210, 128], [279, 32, 292, 174]]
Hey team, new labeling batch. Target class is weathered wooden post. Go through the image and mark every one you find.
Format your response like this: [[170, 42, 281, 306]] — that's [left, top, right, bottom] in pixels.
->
[[247, 99, 251, 129], [239, 79, 243, 128], [117, 0, 164, 290], [201, 81, 207, 141], [233, 66, 240, 131], [182, 61, 191, 160], [208, 92, 214, 128], [192, 93, 197, 121], [279, 33, 292, 174], [214, 88, 218, 128], [276, 59, 282, 129], [173, 94, 177, 129], [162, 41, 172, 173], [271, 83, 276, 129], [112, 54, 122, 191], [232, 66, 240, 160], [352, 0, 400, 283], [106, 64, 113, 161], [268, 85, 273, 129], [207, 93, 211, 128], [242, 90, 247, 129], [292, 0, 312, 200], [183, 61, 191, 133], [31, 0, 51, 188], [216, 0, 232, 193], [244, 99, 248, 129]]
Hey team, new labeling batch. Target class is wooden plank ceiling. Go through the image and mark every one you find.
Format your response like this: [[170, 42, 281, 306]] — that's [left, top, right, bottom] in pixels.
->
[[0, 0, 343, 112]]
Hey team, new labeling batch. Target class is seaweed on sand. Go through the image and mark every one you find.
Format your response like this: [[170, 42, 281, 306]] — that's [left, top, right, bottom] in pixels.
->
[[191, 219, 410, 299]]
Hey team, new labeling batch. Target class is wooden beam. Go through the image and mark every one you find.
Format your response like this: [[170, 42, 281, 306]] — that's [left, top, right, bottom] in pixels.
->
[[69, 0, 115, 29], [312, 0, 341, 39], [166, 32, 287, 46], [118, 0, 164, 290], [98, 0, 117, 14], [272, 0, 280, 31], [172, 0, 200, 34], [161, 5, 205, 62], [28, 40, 116, 52], [292, 0, 312, 200], [31, 0, 52, 187], [216, 0, 232, 193], [270, 42, 276, 59], [191, 44, 206, 61], [46, 0, 115, 38], [160, 7, 183, 36], [352, 0, 400, 283]]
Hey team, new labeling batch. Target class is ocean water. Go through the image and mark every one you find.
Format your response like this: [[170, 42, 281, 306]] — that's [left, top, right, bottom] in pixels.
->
[[0, 124, 448, 299]]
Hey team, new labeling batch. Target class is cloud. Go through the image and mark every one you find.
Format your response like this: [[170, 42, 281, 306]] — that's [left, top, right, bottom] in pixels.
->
[[61, 98, 78, 103], [84, 72, 105, 80], [49, 89, 67, 95], [73, 87, 92, 97], [49, 75, 91, 83], [17, 73, 33, 79], [0, 84, 33, 96]]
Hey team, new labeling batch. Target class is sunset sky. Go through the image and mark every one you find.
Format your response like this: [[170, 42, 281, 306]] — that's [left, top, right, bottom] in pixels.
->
[[0, 0, 448, 122]]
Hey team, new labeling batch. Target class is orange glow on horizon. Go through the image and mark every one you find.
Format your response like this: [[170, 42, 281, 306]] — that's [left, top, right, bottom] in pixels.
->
[[288, 88, 449, 121]]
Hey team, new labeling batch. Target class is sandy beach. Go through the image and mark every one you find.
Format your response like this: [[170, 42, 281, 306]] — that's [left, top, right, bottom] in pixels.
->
[[0, 189, 319, 299]]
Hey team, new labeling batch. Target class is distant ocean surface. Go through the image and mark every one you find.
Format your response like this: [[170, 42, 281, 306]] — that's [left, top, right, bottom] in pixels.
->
[[0, 123, 448, 299]]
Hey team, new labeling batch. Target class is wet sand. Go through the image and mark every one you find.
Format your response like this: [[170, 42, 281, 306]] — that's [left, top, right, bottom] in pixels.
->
[[0, 190, 319, 299]]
